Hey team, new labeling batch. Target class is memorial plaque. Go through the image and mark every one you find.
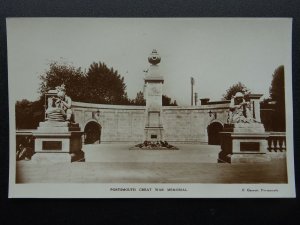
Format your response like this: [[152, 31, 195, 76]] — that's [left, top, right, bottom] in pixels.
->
[[151, 134, 157, 139], [42, 141, 62, 150], [240, 142, 260, 151]]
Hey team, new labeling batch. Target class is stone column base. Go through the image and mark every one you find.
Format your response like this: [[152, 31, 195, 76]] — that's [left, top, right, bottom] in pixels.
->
[[32, 122, 84, 163], [230, 153, 271, 163], [31, 150, 85, 163], [31, 152, 72, 163], [219, 124, 269, 163]]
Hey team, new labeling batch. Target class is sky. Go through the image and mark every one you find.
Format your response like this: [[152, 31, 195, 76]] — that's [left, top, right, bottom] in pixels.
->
[[7, 18, 292, 106]]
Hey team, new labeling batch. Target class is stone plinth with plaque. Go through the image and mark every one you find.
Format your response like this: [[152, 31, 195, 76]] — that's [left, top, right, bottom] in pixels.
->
[[31, 86, 85, 163], [218, 92, 270, 163]]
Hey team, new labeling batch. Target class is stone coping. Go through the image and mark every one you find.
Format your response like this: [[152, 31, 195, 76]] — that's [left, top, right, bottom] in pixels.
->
[[144, 78, 164, 81], [72, 101, 230, 110], [72, 101, 146, 110], [16, 129, 36, 135], [163, 105, 230, 110], [205, 100, 231, 105], [220, 132, 270, 138], [32, 131, 82, 137], [269, 132, 286, 136], [32, 133, 72, 137], [144, 126, 164, 129]]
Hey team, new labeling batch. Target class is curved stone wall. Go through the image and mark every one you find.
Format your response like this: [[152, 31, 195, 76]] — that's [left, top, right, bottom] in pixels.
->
[[72, 101, 230, 144]]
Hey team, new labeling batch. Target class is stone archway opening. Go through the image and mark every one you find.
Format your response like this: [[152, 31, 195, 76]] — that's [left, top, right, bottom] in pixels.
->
[[207, 122, 223, 145], [84, 121, 101, 144]]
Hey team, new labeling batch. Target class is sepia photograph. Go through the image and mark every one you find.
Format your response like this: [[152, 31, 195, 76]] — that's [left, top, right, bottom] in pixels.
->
[[7, 18, 295, 198]]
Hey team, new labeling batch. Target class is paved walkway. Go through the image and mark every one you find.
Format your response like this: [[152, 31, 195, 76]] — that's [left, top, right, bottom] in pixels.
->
[[84, 144, 220, 163], [16, 144, 287, 183]]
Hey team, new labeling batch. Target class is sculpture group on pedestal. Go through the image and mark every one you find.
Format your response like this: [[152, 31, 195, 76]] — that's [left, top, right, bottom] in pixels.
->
[[219, 92, 269, 163], [31, 84, 84, 163]]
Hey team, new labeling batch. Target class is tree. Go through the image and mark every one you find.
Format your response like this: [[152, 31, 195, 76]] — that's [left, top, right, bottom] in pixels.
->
[[269, 65, 285, 131], [223, 82, 250, 100], [39, 62, 86, 102], [270, 65, 285, 101], [132, 92, 178, 106], [162, 95, 178, 106], [39, 61, 131, 105], [260, 98, 276, 131], [15, 98, 44, 129], [85, 62, 131, 104], [133, 91, 146, 105]]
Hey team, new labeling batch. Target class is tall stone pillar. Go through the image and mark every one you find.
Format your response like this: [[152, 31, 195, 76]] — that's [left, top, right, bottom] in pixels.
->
[[144, 49, 164, 142]]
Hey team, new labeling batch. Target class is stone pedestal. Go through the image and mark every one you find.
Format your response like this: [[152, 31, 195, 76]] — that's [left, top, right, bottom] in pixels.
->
[[218, 123, 270, 163], [31, 121, 85, 163], [144, 126, 164, 142]]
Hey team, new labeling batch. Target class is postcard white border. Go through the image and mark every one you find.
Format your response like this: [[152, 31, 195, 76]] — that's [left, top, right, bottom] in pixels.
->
[[7, 17, 296, 198]]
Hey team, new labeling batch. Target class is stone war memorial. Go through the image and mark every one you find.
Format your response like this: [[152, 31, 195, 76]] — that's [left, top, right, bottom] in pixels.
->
[[71, 50, 255, 146], [24, 49, 280, 164], [72, 50, 272, 154]]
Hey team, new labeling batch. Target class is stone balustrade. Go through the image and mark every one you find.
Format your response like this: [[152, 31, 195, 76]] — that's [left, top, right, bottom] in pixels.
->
[[267, 132, 286, 152]]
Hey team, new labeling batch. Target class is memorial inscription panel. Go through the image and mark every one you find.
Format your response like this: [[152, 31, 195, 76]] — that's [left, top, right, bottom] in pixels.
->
[[240, 142, 260, 151], [42, 141, 62, 150]]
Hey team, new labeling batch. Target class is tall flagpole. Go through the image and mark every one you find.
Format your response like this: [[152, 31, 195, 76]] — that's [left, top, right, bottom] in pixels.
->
[[191, 77, 194, 106], [194, 92, 198, 106]]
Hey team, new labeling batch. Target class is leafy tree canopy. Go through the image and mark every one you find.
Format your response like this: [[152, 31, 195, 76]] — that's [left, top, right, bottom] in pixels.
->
[[15, 98, 44, 129], [223, 82, 250, 100], [162, 95, 177, 106], [132, 92, 177, 106], [39, 62, 86, 102], [269, 65, 285, 131], [85, 62, 130, 104], [269, 65, 285, 103], [39, 61, 131, 104], [133, 91, 146, 106]]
